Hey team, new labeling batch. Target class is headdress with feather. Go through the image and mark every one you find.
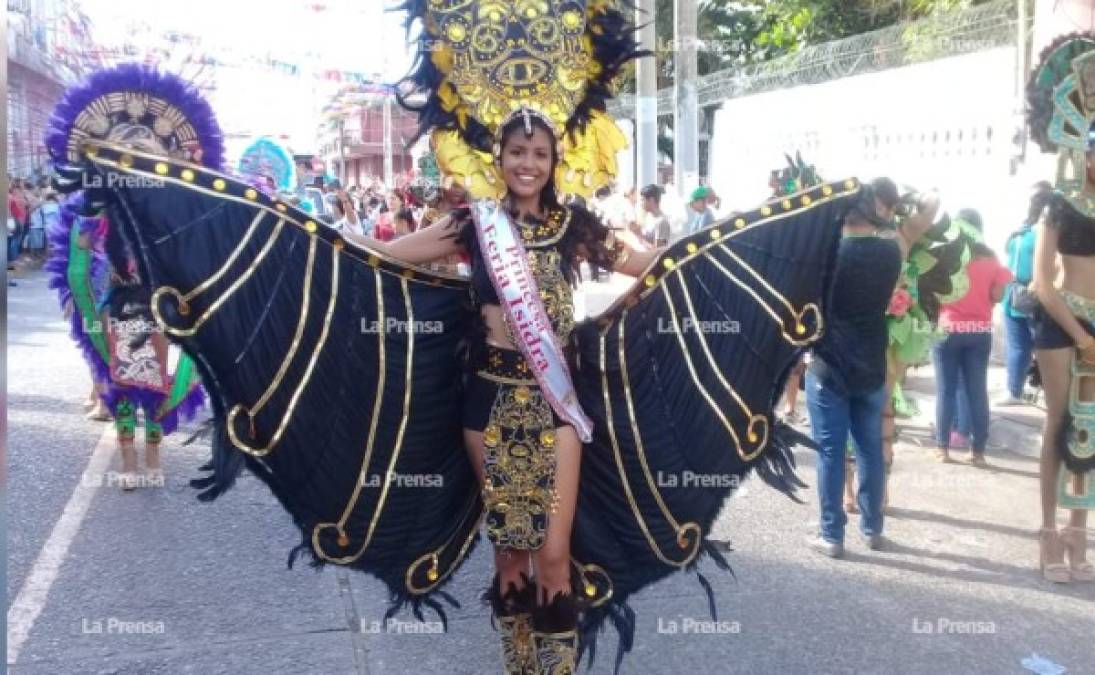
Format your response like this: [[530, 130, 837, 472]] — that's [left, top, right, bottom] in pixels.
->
[[395, 0, 645, 200]]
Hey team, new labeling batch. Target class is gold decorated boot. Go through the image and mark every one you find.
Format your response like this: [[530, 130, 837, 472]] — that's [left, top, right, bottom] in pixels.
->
[[487, 575, 535, 674], [530, 590, 579, 675]]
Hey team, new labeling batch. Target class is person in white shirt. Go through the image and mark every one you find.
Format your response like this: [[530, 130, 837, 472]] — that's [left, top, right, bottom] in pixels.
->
[[639, 184, 671, 246], [685, 186, 715, 235]]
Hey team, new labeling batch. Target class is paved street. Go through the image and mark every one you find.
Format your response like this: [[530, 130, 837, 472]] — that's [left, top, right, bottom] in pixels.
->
[[8, 267, 1095, 675]]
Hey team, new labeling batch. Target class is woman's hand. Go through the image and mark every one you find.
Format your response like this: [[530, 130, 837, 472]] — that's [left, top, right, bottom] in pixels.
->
[[611, 231, 664, 277], [1078, 336, 1095, 366]]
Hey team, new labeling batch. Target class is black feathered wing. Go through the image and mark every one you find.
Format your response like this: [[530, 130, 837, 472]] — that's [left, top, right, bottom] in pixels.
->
[[62, 142, 482, 618], [569, 183, 857, 666]]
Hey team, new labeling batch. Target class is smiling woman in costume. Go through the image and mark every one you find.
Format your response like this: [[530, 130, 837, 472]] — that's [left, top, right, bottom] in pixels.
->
[[47, 2, 864, 673]]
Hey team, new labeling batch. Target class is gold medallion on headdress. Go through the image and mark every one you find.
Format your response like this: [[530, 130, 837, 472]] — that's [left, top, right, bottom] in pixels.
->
[[406, 1, 641, 200]]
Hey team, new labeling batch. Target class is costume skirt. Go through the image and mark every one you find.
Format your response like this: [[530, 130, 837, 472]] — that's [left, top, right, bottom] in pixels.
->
[[464, 342, 566, 550]]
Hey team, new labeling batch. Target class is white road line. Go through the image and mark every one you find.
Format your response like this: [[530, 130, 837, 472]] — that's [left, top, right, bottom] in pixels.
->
[[7, 426, 115, 664]]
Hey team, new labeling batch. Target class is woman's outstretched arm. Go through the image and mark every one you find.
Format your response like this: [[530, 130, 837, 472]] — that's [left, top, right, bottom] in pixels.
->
[[343, 212, 466, 265]]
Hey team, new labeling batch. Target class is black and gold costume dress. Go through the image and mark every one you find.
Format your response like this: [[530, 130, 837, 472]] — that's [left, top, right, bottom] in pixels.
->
[[461, 203, 615, 550], [48, 5, 863, 668], [57, 136, 860, 665]]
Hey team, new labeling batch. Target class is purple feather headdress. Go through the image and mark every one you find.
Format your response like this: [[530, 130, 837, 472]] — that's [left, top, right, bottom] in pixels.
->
[[46, 63, 225, 171]]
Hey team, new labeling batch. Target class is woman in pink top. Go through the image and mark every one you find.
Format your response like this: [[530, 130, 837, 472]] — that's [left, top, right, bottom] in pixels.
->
[[932, 210, 1013, 464], [372, 191, 405, 243]]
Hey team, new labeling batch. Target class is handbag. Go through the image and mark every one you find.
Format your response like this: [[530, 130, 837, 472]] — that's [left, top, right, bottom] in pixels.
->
[[1008, 281, 1040, 316], [1006, 233, 1039, 316]]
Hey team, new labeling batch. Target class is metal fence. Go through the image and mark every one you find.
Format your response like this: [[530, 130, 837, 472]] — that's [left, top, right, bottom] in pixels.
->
[[609, 0, 1022, 117]]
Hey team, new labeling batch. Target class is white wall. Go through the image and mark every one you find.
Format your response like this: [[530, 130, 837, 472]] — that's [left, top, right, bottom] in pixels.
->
[[709, 48, 1025, 254]]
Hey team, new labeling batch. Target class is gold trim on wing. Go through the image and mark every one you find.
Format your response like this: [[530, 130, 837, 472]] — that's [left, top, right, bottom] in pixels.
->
[[572, 559, 614, 608], [670, 272, 768, 461], [713, 243, 823, 345], [225, 238, 340, 457], [405, 501, 485, 595], [659, 283, 764, 462], [249, 234, 317, 414], [224, 233, 316, 450], [150, 209, 265, 324], [80, 139, 466, 287], [617, 314, 707, 550], [151, 216, 286, 337], [315, 277, 416, 564], [312, 269, 387, 562], [599, 322, 701, 568], [593, 180, 860, 320]]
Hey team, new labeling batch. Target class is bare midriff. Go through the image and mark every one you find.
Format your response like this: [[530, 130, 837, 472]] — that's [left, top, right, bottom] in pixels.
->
[[1059, 254, 1095, 300]]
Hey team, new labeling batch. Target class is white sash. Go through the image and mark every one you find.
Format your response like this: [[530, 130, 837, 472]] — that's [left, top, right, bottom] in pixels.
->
[[472, 201, 593, 442]]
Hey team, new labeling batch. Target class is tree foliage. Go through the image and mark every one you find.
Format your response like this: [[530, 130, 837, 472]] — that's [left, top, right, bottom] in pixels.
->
[[649, 0, 999, 88]]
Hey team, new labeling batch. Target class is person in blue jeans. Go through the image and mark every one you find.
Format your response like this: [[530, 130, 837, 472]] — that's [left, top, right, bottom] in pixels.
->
[[999, 184, 1048, 405], [948, 371, 973, 447], [807, 179, 938, 557], [932, 210, 1013, 464]]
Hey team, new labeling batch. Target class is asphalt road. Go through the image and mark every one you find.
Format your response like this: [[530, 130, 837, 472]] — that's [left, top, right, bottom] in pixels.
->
[[8, 268, 1095, 674]]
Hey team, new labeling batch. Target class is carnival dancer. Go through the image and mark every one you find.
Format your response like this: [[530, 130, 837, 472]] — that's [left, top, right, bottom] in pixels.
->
[[44, 66, 212, 490], [47, 3, 867, 672], [1026, 32, 1095, 583]]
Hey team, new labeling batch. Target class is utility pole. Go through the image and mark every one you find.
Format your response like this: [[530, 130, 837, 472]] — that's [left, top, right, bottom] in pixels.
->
[[636, 0, 658, 190], [673, 0, 699, 196], [383, 94, 393, 189]]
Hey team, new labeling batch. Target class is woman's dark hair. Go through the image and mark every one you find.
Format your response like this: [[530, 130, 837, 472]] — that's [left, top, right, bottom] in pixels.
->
[[957, 207, 996, 259], [846, 177, 900, 228], [640, 184, 662, 203], [394, 207, 415, 227], [333, 197, 346, 218], [1025, 181, 1053, 226], [497, 114, 561, 213], [956, 208, 983, 232]]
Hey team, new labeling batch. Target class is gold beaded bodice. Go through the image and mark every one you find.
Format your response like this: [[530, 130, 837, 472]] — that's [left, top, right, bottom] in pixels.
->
[[471, 205, 576, 345]]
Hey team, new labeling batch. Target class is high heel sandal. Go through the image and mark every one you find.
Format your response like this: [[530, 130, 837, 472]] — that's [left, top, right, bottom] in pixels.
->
[[1060, 527, 1095, 582], [1039, 528, 1072, 583]]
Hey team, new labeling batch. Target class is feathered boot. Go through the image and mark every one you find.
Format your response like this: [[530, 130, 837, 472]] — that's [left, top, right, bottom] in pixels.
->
[[486, 574, 536, 674], [530, 589, 580, 675]]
